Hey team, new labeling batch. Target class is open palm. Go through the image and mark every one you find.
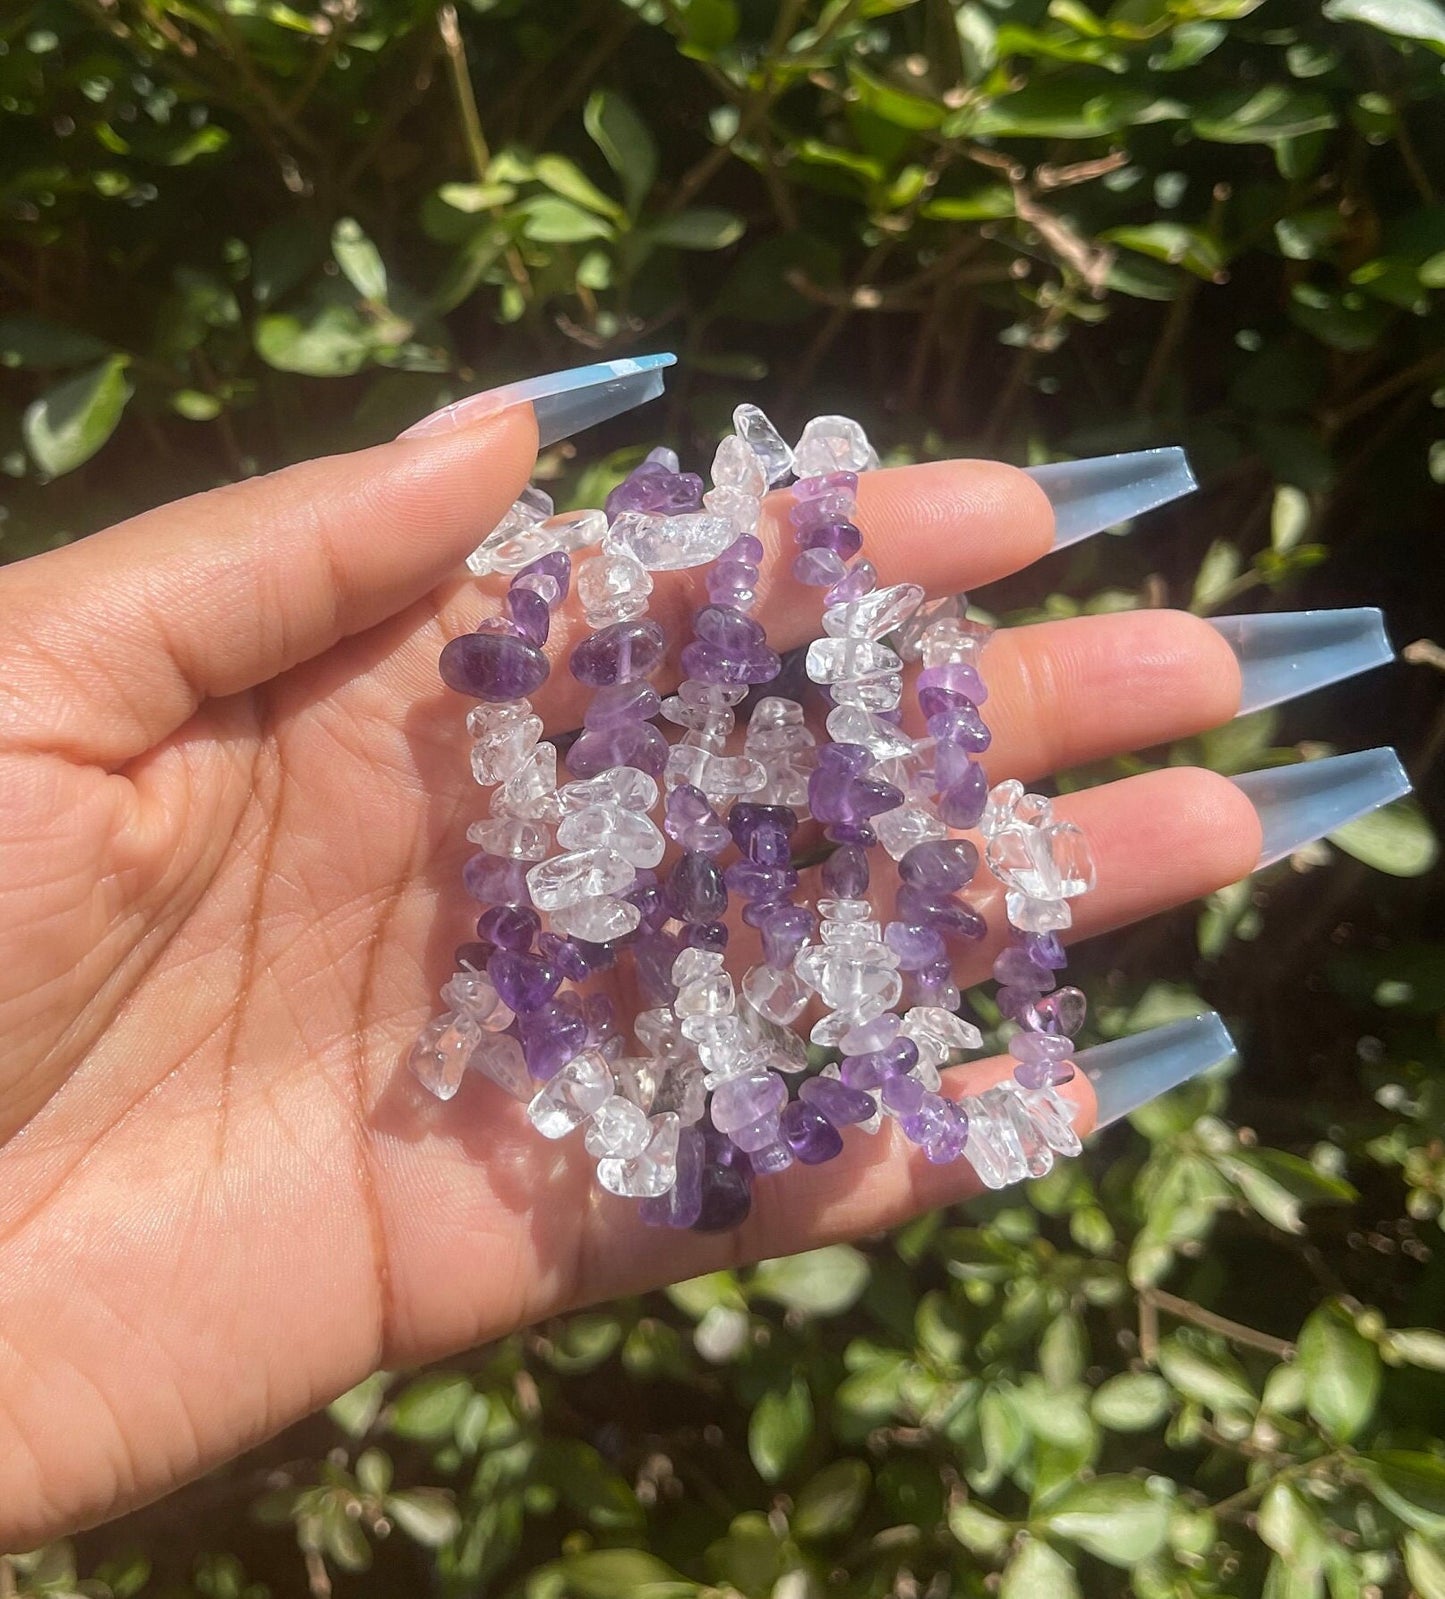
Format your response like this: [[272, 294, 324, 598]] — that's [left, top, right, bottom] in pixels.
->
[[0, 402, 1257, 1546]]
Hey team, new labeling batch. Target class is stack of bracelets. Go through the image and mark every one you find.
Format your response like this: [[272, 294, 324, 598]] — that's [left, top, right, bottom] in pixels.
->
[[408, 405, 1096, 1231]]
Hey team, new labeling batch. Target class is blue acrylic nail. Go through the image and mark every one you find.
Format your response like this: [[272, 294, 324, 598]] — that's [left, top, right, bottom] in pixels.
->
[[400, 353, 677, 445], [1233, 747, 1411, 869], [1082, 1012, 1236, 1130], [1210, 608, 1393, 716], [1025, 447, 1197, 550]]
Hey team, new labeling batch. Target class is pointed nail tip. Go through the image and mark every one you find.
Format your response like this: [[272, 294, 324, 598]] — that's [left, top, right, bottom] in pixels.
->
[[1209, 606, 1401, 716], [1083, 1011, 1237, 1132], [1235, 747, 1414, 868]]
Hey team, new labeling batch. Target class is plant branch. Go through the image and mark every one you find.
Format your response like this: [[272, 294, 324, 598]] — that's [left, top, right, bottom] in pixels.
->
[[1141, 1287, 1296, 1360]]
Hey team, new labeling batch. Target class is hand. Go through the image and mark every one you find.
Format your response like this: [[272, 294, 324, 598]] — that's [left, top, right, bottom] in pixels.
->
[[0, 397, 1257, 1545]]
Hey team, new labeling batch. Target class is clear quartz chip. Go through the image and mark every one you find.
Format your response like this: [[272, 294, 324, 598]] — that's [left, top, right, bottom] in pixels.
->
[[576, 549, 653, 627], [793, 414, 875, 476], [607, 510, 736, 571], [874, 802, 947, 859], [584, 1094, 652, 1158], [491, 742, 560, 822], [558, 768, 659, 815], [466, 816, 550, 860], [1005, 891, 1073, 933], [987, 821, 1096, 899], [469, 712, 543, 785], [733, 403, 794, 484], [548, 895, 642, 942], [805, 637, 902, 685], [441, 968, 513, 1031], [409, 1012, 481, 1101], [596, 1112, 681, 1198], [901, 1006, 983, 1056], [468, 507, 605, 577], [743, 964, 810, 1025], [919, 615, 994, 668], [822, 583, 924, 641], [703, 485, 763, 536], [825, 705, 917, 762], [711, 433, 767, 497], [557, 804, 665, 868], [526, 847, 636, 911], [1021, 1085, 1082, 1156], [469, 1032, 531, 1099], [528, 1048, 614, 1139]]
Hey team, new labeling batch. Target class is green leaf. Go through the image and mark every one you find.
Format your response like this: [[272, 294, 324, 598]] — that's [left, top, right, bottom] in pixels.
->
[[1405, 1533, 1445, 1599], [22, 355, 133, 476], [551, 1548, 697, 1598], [948, 1498, 1014, 1556], [1272, 484, 1312, 551], [518, 196, 615, 244], [1190, 539, 1242, 611], [544, 1312, 623, 1373], [1193, 85, 1337, 144], [390, 1374, 474, 1441], [255, 292, 378, 377], [1384, 1329, 1445, 1370], [749, 1376, 814, 1482], [0, 315, 109, 370], [792, 1459, 871, 1540], [435, 182, 517, 214], [1040, 1313, 1086, 1388], [1039, 1476, 1171, 1565], [1298, 1302, 1381, 1442], [1156, 1336, 1256, 1416], [322, 1502, 372, 1572], [355, 1448, 392, 1498], [1331, 800, 1439, 877], [584, 90, 658, 217], [385, 1488, 459, 1547], [332, 217, 388, 303], [533, 154, 626, 223], [1362, 1452, 1445, 1536], [1103, 223, 1224, 279], [848, 64, 949, 130], [1259, 1482, 1327, 1570], [666, 1270, 745, 1319], [1216, 1148, 1356, 1234], [752, 1246, 870, 1316], [1001, 1535, 1082, 1599], [647, 208, 745, 251], [1091, 1372, 1172, 1432], [1323, 0, 1445, 48]]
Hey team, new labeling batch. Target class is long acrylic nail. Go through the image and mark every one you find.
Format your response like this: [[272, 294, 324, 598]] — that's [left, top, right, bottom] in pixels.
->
[[1233, 747, 1411, 869], [1082, 1012, 1236, 1130], [399, 353, 677, 446], [1025, 447, 1197, 550], [1210, 608, 1393, 716]]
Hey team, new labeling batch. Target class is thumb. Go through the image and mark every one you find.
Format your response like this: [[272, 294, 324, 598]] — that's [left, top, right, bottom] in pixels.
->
[[0, 357, 667, 767]]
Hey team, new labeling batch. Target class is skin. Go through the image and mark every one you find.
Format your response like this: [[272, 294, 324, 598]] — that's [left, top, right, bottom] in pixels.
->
[[0, 404, 1259, 1546]]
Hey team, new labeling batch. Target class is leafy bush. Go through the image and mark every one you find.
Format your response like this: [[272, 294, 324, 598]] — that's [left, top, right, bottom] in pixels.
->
[[3, 0, 1445, 1594]]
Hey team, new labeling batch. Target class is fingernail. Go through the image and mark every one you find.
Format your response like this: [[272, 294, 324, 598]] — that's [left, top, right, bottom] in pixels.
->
[[1025, 447, 1197, 550], [1082, 1012, 1236, 1130], [1209, 608, 1394, 716], [1233, 747, 1411, 869], [399, 353, 677, 446]]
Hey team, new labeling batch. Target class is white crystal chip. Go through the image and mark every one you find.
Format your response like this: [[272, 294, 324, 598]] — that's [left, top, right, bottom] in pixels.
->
[[528, 1049, 614, 1138], [526, 847, 635, 911], [793, 414, 876, 477], [733, 403, 794, 484], [607, 510, 736, 572]]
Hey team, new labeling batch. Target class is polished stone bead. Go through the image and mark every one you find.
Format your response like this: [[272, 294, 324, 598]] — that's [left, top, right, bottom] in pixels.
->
[[795, 416, 875, 476], [987, 820, 1097, 900], [822, 844, 869, 898], [605, 461, 704, 518], [462, 851, 531, 906], [1032, 986, 1086, 1035], [733, 402, 794, 483], [519, 997, 588, 1079], [548, 895, 642, 943], [937, 765, 989, 829], [724, 861, 798, 903], [666, 851, 728, 922], [993, 944, 1055, 991], [1025, 931, 1068, 969], [440, 629, 549, 703], [840, 1037, 919, 1089], [839, 1011, 901, 1054], [559, 766, 659, 815], [881, 1072, 925, 1118], [729, 801, 798, 854], [885, 920, 946, 971], [928, 703, 991, 753], [640, 1125, 705, 1228], [792, 547, 848, 587], [536, 930, 589, 983], [780, 1100, 844, 1163], [822, 582, 923, 641], [755, 902, 816, 968], [683, 920, 729, 953], [799, 1075, 877, 1127], [585, 680, 662, 729], [476, 903, 540, 950], [899, 839, 979, 892], [798, 520, 862, 560], [466, 816, 549, 861], [487, 950, 560, 1014], [409, 1012, 481, 1101], [570, 618, 667, 687], [679, 637, 782, 686], [826, 560, 878, 605], [564, 721, 669, 779], [516, 549, 571, 605], [692, 1161, 752, 1231], [505, 585, 550, 646], [527, 1046, 613, 1136], [609, 509, 735, 571], [527, 847, 635, 911], [918, 660, 988, 707]]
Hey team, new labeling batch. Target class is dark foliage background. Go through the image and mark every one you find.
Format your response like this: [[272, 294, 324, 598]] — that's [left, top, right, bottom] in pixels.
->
[[3, 0, 1445, 1594]]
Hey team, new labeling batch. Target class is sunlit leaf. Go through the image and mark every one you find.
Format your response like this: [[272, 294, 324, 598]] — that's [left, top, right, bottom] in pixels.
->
[[1039, 1476, 1171, 1565], [752, 1246, 870, 1316], [749, 1376, 814, 1482], [22, 355, 132, 475], [1324, 0, 1445, 48], [584, 89, 658, 217], [1298, 1301, 1380, 1442], [1331, 800, 1439, 877]]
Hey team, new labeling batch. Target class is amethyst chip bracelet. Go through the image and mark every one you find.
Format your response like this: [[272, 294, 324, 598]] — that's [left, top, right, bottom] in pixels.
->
[[408, 406, 1097, 1230]]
